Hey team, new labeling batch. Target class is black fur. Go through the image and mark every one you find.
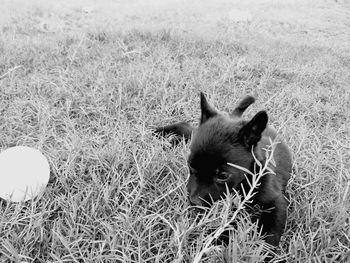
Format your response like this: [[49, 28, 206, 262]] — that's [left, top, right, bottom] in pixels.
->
[[154, 92, 292, 247], [231, 95, 255, 117], [154, 122, 193, 146]]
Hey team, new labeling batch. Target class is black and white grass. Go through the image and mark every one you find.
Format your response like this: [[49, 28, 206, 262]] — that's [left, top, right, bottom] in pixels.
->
[[0, 3, 350, 262]]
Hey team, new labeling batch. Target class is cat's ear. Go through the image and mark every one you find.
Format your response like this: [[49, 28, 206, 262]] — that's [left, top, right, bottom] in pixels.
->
[[239, 111, 268, 147], [232, 96, 255, 117], [200, 92, 218, 124]]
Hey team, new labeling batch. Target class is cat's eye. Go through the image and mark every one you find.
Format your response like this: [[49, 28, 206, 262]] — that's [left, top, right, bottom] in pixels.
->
[[215, 170, 230, 184]]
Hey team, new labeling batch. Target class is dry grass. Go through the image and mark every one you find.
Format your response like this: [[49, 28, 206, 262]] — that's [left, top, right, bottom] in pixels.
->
[[0, 10, 350, 262]]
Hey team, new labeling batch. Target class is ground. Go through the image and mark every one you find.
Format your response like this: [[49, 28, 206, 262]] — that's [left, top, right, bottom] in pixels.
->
[[0, 0, 350, 262]]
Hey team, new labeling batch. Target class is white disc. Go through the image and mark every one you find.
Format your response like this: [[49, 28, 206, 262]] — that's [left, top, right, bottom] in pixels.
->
[[0, 146, 50, 202]]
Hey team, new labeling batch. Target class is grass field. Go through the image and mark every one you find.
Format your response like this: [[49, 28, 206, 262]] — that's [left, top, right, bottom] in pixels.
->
[[1, 1, 350, 262]]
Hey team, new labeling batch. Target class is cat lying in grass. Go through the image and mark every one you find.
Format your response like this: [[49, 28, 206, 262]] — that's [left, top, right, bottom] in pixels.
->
[[155, 92, 292, 247]]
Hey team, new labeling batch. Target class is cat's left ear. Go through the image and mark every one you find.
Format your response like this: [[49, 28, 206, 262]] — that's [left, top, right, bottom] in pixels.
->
[[231, 95, 255, 117], [200, 92, 218, 124], [239, 111, 268, 147]]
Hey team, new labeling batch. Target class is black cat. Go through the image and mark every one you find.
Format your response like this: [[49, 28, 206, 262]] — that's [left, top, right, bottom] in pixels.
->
[[155, 92, 292, 246]]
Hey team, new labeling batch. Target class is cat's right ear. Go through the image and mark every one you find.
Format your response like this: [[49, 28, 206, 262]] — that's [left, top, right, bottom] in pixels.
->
[[200, 92, 218, 124]]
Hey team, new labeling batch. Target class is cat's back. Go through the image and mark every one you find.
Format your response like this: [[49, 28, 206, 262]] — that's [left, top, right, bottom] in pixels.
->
[[260, 126, 292, 189]]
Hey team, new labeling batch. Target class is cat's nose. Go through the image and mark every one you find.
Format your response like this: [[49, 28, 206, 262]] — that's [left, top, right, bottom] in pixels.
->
[[188, 194, 204, 207]]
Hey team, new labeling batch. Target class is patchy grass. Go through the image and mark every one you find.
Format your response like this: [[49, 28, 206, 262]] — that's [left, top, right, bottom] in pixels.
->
[[0, 25, 350, 263]]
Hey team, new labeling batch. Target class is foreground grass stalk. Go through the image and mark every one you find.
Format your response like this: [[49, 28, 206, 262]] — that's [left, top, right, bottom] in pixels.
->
[[192, 143, 276, 263]]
